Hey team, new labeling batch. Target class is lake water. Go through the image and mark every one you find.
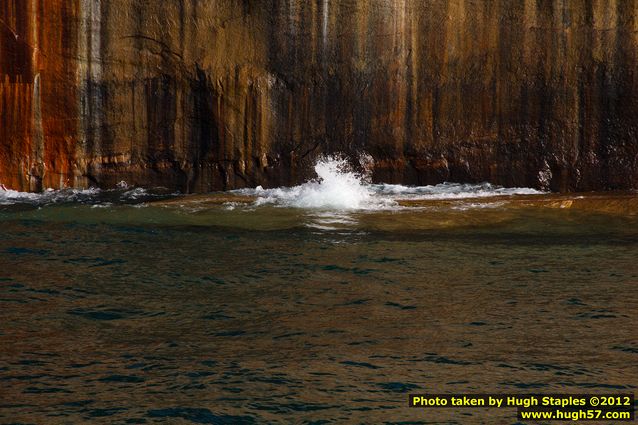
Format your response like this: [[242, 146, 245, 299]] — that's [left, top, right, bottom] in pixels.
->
[[1, 158, 637, 424]]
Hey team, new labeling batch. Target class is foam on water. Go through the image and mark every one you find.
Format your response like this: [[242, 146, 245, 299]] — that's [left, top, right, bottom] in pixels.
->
[[1, 157, 544, 211], [0, 185, 171, 207], [236, 156, 393, 210], [374, 182, 542, 200], [235, 155, 544, 210], [0, 187, 102, 205]]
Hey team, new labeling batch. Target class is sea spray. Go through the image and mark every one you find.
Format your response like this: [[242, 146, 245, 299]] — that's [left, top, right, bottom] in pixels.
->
[[242, 155, 396, 210], [234, 155, 543, 210], [0, 155, 544, 210]]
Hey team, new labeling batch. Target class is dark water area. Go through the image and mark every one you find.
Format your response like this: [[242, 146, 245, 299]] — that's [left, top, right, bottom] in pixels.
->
[[0, 185, 637, 424]]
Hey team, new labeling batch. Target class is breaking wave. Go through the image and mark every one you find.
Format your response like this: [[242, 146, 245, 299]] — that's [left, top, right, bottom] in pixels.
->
[[234, 156, 394, 210], [1, 156, 543, 211], [0, 185, 172, 206], [234, 155, 543, 210]]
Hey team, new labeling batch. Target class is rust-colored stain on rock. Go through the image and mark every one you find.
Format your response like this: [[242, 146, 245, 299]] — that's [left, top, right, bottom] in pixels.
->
[[1, 0, 638, 192], [38, 0, 80, 190], [1, 0, 34, 190], [1, 0, 79, 191]]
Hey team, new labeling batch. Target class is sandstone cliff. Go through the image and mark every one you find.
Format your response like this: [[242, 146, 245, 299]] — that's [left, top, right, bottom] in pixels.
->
[[1, 1, 637, 192]]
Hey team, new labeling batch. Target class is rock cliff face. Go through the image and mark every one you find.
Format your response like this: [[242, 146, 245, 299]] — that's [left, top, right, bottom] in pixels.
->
[[1, 1, 637, 192]]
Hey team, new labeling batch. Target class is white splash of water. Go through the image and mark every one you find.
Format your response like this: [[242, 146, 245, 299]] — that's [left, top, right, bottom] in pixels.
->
[[234, 155, 544, 210], [0, 156, 544, 211], [236, 155, 394, 210]]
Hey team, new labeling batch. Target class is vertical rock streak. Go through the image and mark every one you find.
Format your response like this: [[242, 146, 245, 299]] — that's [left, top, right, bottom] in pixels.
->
[[1, 0, 637, 191]]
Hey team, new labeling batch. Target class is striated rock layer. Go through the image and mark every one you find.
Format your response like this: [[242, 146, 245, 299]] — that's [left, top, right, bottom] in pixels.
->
[[1, 0, 637, 192]]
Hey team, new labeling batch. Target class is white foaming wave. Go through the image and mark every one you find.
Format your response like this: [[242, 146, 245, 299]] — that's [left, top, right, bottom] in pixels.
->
[[0, 185, 172, 206], [0, 187, 101, 205], [234, 157, 544, 210], [375, 182, 543, 200], [121, 187, 150, 200], [235, 156, 396, 210], [0, 188, 43, 205]]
